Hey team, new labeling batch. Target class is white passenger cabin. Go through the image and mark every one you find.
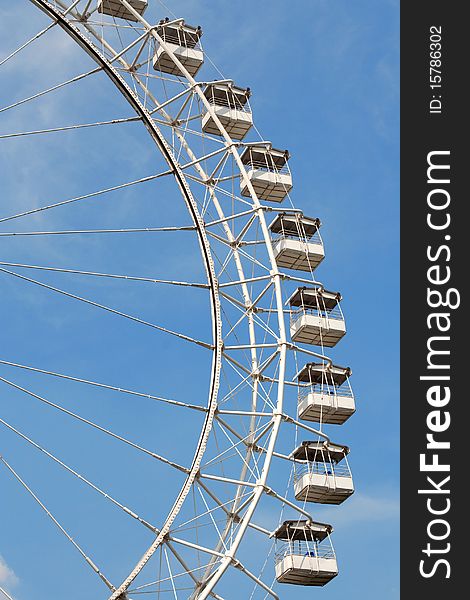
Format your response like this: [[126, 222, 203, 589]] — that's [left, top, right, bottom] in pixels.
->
[[153, 19, 204, 77], [292, 441, 354, 505], [269, 213, 324, 272], [296, 363, 355, 425], [201, 83, 252, 140], [289, 287, 346, 347], [97, 0, 147, 21], [240, 145, 292, 202], [274, 520, 338, 586]]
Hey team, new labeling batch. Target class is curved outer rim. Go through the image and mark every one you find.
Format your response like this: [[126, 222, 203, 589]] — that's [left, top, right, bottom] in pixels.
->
[[29, 0, 223, 593], [27, 2, 290, 598]]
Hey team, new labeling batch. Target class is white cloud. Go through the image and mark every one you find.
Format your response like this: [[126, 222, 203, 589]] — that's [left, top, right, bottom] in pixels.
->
[[0, 555, 19, 590]]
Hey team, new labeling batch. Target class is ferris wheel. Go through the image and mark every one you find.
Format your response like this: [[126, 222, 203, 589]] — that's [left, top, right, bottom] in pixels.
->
[[0, 2, 356, 599]]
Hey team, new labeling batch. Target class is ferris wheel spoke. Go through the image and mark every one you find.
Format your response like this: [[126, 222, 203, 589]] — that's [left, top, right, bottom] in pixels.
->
[[211, 420, 261, 482], [216, 410, 272, 418], [221, 352, 252, 378], [0, 267, 214, 350], [0, 226, 197, 237], [169, 528, 277, 600], [172, 515, 228, 537], [283, 272, 324, 287], [221, 298, 279, 343], [195, 487, 229, 553], [204, 208, 257, 229], [0, 171, 172, 225], [171, 94, 198, 129], [217, 289, 246, 312], [225, 369, 277, 415], [0, 261, 209, 289], [162, 123, 225, 146], [215, 251, 237, 282], [0, 115, 141, 140], [0, 359, 208, 413], [127, 560, 222, 596], [191, 509, 273, 594], [236, 247, 271, 274], [105, 26, 153, 69], [0, 21, 56, 68], [79, 0, 94, 20], [0, 586, 14, 600], [0, 66, 102, 115], [199, 473, 314, 525], [179, 147, 231, 176], [0, 416, 159, 534], [1, 1, 353, 595], [159, 541, 225, 600], [163, 548, 179, 600], [206, 230, 233, 250], [223, 343, 278, 352], [0, 375, 189, 473], [287, 342, 333, 365], [248, 549, 276, 600], [0, 455, 115, 591], [207, 151, 231, 184], [173, 485, 247, 531], [128, 34, 153, 74], [188, 177, 254, 209], [281, 413, 331, 442], [230, 562, 278, 600], [166, 535, 224, 560], [233, 214, 259, 247], [184, 529, 275, 595], [200, 421, 272, 471], [218, 363, 276, 412], [215, 244, 271, 285], [217, 274, 272, 289], [146, 86, 196, 117]]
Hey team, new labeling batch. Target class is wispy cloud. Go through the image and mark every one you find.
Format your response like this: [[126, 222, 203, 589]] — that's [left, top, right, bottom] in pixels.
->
[[0, 555, 18, 598]]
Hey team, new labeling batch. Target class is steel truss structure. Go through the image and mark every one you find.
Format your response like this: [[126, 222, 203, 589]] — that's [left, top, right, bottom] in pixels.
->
[[0, 1, 354, 598]]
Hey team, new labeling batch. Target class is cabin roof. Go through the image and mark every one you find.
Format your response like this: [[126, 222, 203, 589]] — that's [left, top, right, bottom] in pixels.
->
[[157, 18, 203, 39], [295, 362, 352, 385], [274, 519, 333, 542], [291, 440, 350, 463], [240, 145, 290, 167], [203, 82, 251, 104], [288, 287, 342, 309], [269, 213, 321, 237]]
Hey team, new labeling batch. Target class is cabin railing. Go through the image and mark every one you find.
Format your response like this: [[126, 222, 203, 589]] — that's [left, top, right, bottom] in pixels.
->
[[206, 94, 251, 112], [272, 230, 323, 244], [243, 159, 290, 174], [294, 461, 351, 480], [275, 541, 335, 563], [290, 304, 344, 324], [298, 382, 354, 401], [159, 30, 202, 50]]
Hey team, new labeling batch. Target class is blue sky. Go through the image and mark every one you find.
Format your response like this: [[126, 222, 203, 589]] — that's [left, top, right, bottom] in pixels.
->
[[0, 1, 399, 599]]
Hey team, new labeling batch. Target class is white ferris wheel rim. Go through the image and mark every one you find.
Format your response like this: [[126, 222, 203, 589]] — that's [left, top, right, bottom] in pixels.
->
[[1, 1, 339, 598]]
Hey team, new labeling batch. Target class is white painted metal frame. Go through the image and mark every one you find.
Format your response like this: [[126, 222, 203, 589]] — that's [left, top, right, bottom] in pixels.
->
[[0, 1, 352, 598]]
